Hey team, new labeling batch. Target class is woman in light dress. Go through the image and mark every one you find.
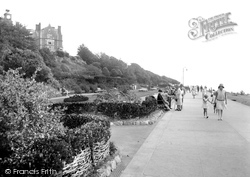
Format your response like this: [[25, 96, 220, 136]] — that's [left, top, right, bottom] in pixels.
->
[[214, 84, 227, 121], [176, 85, 183, 111]]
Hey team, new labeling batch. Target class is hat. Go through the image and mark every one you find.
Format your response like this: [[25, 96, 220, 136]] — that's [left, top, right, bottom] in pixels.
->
[[218, 84, 224, 88]]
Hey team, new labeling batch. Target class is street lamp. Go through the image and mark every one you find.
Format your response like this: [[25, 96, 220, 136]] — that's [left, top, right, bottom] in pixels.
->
[[183, 67, 188, 86]]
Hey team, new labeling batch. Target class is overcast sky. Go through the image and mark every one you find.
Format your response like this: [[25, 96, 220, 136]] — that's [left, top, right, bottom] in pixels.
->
[[1, 0, 249, 93]]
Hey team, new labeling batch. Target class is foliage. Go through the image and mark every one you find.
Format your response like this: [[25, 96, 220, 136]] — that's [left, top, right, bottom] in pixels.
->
[[96, 95, 157, 119], [0, 20, 37, 52], [1, 47, 55, 83], [102, 67, 110, 77], [64, 94, 89, 103], [0, 68, 65, 173], [51, 102, 97, 114], [109, 142, 117, 156], [94, 88, 140, 104], [77, 44, 99, 64], [39, 48, 57, 67]]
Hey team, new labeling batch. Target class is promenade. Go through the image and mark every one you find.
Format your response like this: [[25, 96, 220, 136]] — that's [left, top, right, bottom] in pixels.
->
[[120, 92, 250, 177]]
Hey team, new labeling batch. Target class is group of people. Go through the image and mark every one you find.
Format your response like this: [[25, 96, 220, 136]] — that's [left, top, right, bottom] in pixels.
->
[[156, 84, 186, 111], [201, 84, 227, 121], [156, 83, 228, 121]]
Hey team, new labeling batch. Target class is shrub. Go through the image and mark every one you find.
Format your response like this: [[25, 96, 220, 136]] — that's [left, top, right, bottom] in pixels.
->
[[61, 114, 110, 129], [89, 84, 98, 92], [0, 68, 65, 175], [30, 137, 73, 173], [72, 84, 82, 94], [56, 50, 65, 57], [52, 102, 97, 114], [109, 142, 117, 156], [64, 94, 89, 103], [140, 96, 157, 116], [80, 84, 90, 93], [97, 102, 141, 119]]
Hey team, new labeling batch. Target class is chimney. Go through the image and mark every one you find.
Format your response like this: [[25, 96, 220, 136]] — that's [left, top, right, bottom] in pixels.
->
[[58, 26, 61, 34], [36, 23, 41, 31]]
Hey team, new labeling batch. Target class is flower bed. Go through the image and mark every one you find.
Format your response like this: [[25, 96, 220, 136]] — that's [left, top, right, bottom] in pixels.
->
[[52, 96, 158, 120], [51, 102, 97, 114], [64, 95, 89, 103]]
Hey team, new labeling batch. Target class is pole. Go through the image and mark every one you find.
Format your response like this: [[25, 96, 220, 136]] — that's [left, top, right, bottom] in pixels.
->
[[183, 67, 187, 86], [183, 68, 184, 85]]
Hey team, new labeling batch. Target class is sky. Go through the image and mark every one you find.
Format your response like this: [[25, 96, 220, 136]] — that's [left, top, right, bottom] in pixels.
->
[[1, 0, 250, 93]]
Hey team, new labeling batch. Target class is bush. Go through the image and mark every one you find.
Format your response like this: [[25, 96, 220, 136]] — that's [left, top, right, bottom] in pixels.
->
[[89, 84, 98, 92], [51, 102, 97, 114], [56, 50, 65, 57], [80, 84, 90, 93], [140, 96, 157, 116], [0, 68, 65, 176], [97, 102, 141, 119], [64, 94, 89, 102], [30, 137, 73, 173], [72, 84, 82, 94], [61, 114, 110, 130]]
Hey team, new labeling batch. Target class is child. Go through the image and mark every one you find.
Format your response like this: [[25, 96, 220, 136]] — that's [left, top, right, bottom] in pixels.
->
[[211, 91, 217, 114], [202, 94, 211, 118]]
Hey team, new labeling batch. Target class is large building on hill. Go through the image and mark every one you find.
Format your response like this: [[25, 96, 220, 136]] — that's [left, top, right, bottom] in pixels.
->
[[32, 23, 63, 52]]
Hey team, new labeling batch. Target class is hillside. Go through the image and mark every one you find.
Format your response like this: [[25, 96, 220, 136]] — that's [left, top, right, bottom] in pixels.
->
[[0, 20, 179, 93]]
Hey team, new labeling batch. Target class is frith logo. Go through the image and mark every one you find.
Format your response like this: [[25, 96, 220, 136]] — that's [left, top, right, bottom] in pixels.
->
[[188, 13, 237, 41]]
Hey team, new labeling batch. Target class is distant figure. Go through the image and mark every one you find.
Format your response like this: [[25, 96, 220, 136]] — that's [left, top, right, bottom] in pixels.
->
[[176, 86, 183, 111], [197, 85, 200, 92], [61, 87, 69, 96], [170, 87, 177, 110], [200, 85, 203, 93], [163, 88, 174, 109], [211, 90, 217, 114], [202, 94, 212, 118], [214, 84, 227, 121], [191, 86, 197, 99], [202, 86, 207, 99]]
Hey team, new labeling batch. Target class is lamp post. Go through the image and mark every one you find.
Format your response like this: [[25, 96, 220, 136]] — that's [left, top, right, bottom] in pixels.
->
[[183, 67, 187, 86]]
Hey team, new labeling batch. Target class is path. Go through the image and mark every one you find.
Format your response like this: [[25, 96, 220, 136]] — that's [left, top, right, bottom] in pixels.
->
[[120, 92, 250, 177]]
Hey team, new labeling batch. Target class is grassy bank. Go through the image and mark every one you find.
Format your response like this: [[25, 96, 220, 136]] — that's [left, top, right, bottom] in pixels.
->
[[227, 93, 250, 107]]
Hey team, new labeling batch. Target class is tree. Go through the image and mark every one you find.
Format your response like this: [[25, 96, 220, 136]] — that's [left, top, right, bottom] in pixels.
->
[[102, 67, 110, 77], [116, 69, 123, 76], [39, 48, 57, 67], [110, 69, 119, 77], [92, 62, 101, 69], [0, 20, 37, 53], [77, 44, 98, 64], [86, 64, 102, 76], [1, 47, 55, 83]]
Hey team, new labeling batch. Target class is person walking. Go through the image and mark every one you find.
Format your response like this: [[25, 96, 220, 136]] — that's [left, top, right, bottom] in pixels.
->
[[202, 94, 212, 118], [176, 85, 183, 111], [211, 90, 217, 114], [215, 84, 227, 121]]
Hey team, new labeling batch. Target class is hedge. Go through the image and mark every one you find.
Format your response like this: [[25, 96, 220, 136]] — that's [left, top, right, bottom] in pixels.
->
[[52, 96, 158, 120], [64, 94, 89, 103], [51, 102, 97, 114], [97, 96, 157, 119], [0, 114, 111, 177]]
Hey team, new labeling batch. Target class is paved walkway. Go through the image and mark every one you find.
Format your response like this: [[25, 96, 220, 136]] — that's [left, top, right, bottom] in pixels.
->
[[120, 92, 250, 177]]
